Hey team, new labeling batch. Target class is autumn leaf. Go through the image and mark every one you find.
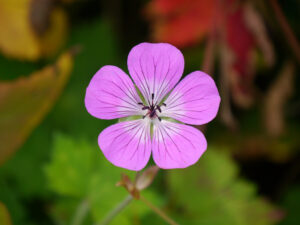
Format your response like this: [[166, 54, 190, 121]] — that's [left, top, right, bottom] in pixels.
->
[[0, 0, 67, 61], [146, 0, 216, 47], [146, 0, 274, 108], [0, 49, 75, 165]]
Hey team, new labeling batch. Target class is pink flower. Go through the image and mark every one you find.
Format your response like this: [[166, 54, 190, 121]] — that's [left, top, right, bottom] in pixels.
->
[[85, 43, 220, 171]]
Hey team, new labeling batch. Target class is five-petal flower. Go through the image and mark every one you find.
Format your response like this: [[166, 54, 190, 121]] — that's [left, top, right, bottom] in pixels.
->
[[85, 43, 220, 171]]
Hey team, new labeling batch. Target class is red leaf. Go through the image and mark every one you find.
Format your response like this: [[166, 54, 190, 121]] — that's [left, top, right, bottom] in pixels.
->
[[146, 0, 216, 47], [146, 0, 271, 108]]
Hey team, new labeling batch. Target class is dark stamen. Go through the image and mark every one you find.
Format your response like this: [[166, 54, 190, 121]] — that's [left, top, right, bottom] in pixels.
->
[[150, 110, 156, 118], [151, 93, 154, 107], [156, 105, 162, 113], [140, 93, 165, 121]]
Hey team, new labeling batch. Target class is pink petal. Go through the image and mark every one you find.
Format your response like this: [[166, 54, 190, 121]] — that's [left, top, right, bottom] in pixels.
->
[[85, 66, 143, 119], [152, 120, 207, 169], [160, 71, 220, 125], [98, 119, 152, 171], [127, 42, 184, 105]]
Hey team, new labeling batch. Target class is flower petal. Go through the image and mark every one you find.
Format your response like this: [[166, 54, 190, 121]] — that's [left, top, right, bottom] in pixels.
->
[[127, 42, 184, 105], [85, 65, 143, 119], [160, 71, 220, 125], [98, 119, 152, 171], [152, 120, 207, 169]]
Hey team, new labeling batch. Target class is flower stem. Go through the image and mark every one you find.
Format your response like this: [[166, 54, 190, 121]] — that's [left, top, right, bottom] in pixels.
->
[[96, 195, 133, 225], [139, 195, 180, 225], [71, 199, 90, 225]]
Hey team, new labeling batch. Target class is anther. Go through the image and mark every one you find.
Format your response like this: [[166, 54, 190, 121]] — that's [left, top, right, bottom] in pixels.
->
[[156, 105, 162, 113], [162, 103, 166, 107], [138, 102, 144, 105], [142, 106, 149, 110], [158, 117, 162, 122], [151, 93, 154, 100]]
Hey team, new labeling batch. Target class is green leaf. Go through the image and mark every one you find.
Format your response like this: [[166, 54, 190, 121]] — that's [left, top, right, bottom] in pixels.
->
[[279, 186, 300, 225], [0, 181, 25, 225], [45, 133, 98, 197], [167, 148, 279, 225], [45, 133, 164, 224]]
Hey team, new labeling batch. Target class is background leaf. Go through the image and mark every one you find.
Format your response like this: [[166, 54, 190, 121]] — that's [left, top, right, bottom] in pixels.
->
[[0, 202, 12, 225], [0, 50, 74, 165], [167, 148, 280, 225], [45, 133, 164, 225], [0, 0, 67, 60]]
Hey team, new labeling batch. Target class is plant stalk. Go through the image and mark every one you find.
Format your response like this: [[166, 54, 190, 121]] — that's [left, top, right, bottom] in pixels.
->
[[71, 199, 90, 225], [139, 195, 180, 225], [96, 195, 133, 225]]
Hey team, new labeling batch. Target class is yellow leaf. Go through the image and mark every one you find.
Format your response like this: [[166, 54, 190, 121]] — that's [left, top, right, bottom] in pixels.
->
[[0, 202, 12, 225], [39, 8, 68, 58], [0, 50, 74, 165], [0, 0, 67, 60]]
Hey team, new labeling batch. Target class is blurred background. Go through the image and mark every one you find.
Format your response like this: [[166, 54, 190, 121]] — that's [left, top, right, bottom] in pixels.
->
[[0, 0, 299, 224]]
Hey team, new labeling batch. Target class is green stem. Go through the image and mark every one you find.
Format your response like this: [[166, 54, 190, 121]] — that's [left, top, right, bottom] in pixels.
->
[[139, 195, 180, 225], [96, 195, 133, 225], [70, 199, 90, 225]]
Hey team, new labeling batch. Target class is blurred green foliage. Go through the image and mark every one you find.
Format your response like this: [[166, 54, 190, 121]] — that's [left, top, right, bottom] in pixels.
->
[[167, 150, 278, 225], [278, 186, 300, 225], [45, 133, 163, 225]]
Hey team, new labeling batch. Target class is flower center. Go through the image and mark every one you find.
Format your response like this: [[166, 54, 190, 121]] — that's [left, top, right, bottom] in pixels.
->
[[138, 93, 166, 121]]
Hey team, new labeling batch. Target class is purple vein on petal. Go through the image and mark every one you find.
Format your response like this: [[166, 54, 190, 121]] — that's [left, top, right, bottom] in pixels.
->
[[99, 119, 152, 171], [85, 65, 143, 119], [161, 71, 221, 125]]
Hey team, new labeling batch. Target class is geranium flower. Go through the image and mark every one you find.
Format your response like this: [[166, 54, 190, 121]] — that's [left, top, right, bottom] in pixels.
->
[[85, 43, 220, 171]]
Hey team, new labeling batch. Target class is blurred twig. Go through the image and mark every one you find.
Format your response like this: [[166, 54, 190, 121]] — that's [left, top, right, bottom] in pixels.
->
[[263, 61, 295, 137], [202, 33, 216, 75], [219, 40, 238, 130], [218, 21, 238, 130], [269, 0, 300, 63]]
